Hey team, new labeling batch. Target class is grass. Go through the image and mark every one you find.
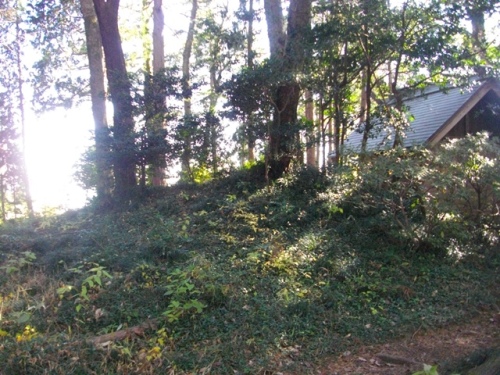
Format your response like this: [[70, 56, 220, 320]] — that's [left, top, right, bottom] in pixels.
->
[[0, 166, 499, 374]]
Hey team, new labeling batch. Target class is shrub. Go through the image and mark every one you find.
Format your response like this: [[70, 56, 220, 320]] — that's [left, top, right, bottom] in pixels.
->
[[329, 133, 500, 256]]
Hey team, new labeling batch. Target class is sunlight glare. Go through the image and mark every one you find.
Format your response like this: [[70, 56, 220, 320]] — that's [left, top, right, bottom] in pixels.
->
[[25, 106, 94, 213]]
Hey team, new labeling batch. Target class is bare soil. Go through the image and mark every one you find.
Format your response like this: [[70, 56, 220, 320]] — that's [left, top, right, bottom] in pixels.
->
[[314, 311, 500, 375]]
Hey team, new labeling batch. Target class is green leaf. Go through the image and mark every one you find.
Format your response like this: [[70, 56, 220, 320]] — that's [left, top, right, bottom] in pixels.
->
[[57, 285, 73, 298], [6, 266, 18, 275], [15, 312, 31, 324], [81, 285, 89, 300]]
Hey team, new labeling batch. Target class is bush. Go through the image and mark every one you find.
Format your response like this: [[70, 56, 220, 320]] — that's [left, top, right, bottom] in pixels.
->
[[329, 133, 500, 256]]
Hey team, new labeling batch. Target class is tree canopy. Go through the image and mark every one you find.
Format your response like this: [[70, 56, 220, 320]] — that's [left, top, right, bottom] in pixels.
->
[[0, 0, 499, 209]]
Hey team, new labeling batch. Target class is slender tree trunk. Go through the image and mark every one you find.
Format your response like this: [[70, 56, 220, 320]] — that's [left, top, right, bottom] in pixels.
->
[[140, 0, 152, 188], [359, 0, 373, 155], [0, 176, 5, 222], [361, 65, 373, 153], [317, 94, 322, 169], [208, 68, 219, 175], [15, 5, 33, 218], [80, 0, 112, 203], [359, 0, 370, 154], [151, 0, 166, 186], [333, 95, 341, 166], [390, 9, 406, 149], [206, 14, 225, 177], [246, 0, 256, 162], [181, 0, 198, 181], [92, 0, 136, 198], [305, 89, 316, 167]]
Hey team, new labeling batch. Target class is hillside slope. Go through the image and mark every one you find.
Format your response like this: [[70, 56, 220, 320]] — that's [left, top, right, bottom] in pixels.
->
[[0, 166, 499, 374]]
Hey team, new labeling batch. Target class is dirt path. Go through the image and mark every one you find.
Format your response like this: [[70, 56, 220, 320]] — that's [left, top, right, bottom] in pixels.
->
[[313, 311, 500, 375]]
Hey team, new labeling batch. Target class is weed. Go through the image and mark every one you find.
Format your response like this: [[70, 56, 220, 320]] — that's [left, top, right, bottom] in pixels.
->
[[56, 263, 112, 312], [0, 251, 36, 275], [163, 267, 206, 322], [412, 364, 460, 375]]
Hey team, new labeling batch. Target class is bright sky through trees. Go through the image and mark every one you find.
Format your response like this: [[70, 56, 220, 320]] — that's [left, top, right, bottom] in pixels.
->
[[25, 105, 94, 212], [25, 0, 252, 212]]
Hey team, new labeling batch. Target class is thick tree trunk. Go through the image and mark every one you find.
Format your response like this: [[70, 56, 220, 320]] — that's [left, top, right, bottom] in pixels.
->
[[92, 0, 136, 198], [264, 0, 285, 59], [80, 0, 113, 203], [265, 0, 311, 178], [467, 8, 487, 78], [268, 83, 300, 178]]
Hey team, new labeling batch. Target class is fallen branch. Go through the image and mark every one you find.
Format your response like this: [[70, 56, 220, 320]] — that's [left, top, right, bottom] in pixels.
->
[[376, 353, 419, 366], [86, 319, 158, 347]]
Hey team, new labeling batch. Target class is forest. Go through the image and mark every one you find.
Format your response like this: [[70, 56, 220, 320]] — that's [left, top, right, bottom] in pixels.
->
[[0, 0, 500, 374]]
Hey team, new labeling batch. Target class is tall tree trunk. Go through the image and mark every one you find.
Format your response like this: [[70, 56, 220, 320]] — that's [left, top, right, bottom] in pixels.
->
[[92, 0, 136, 198], [265, 0, 311, 179], [181, 0, 198, 181], [151, 0, 166, 186], [140, 0, 152, 188], [359, 0, 374, 155], [264, 0, 285, 59], [140, 0, 166, 187], [15, 5, 33, 218], [246, 0, 256, 162], [80, 0, 112, 203]]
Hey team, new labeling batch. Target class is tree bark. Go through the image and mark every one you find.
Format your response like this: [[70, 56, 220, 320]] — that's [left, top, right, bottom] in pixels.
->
[[265, 0, 311, 178], [305, 89, 316, 167], [181, 0, 198, 181], [80, 0, 113, 203], [467, 8, 487, 78], [15, 10, 33, 218], [246, 0, 256, 162], [151, 0, 166, 186], [92, 0, 136, 198], [264, 0, 285, 59]]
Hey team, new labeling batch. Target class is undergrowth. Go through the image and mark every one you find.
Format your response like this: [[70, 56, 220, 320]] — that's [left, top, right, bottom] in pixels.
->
[[0, 141, 499, 374]]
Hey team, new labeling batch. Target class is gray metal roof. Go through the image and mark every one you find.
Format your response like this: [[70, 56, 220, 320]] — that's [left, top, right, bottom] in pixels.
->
[[343, 81, 490, 152]]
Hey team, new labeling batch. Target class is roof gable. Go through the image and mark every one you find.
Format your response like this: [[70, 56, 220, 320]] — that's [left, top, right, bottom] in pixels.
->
[[343, 78, 500, 152]]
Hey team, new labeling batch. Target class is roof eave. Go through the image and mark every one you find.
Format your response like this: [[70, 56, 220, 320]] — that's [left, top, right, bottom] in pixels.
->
[[427, 79, 500, 147]]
